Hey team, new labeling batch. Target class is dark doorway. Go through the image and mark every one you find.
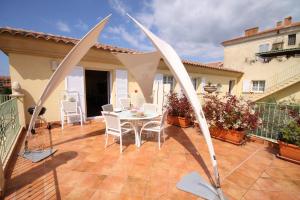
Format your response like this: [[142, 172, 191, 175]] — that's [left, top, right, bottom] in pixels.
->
[[85, 70, 110, 117]]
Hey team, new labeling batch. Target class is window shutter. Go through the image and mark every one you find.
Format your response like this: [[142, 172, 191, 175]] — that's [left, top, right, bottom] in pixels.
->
[[201, 78, 206, 93], [65, 66, 85, 122], [242, 80, 251, 92], [116, 69, 128, 108]]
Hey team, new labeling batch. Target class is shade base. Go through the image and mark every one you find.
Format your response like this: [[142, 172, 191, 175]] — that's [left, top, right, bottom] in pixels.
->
[[20, 149, 57, 163], [177, 171, 227, 200]]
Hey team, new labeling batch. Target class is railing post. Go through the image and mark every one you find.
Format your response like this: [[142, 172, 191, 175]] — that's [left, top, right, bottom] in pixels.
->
[[11, 82, 25, 128], [0, 159, 4, 198], [11, 92, 25, 128]]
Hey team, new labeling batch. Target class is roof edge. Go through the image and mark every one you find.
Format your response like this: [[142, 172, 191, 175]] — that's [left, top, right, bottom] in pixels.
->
[[222, 22, 300, 46], [0, 26, 243, 74]]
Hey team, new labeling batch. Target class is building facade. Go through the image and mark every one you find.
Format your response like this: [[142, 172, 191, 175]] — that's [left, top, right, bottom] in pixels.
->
[[222, 16, 300, 102], [0, 27, 242, 124]]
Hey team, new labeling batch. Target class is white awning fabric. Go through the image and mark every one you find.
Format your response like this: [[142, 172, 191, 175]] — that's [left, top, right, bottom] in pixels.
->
[[127, 14, 222, 190], [27, 14, 111, 136], [26, 14, 223, 198], [114, 51, 161, 103]]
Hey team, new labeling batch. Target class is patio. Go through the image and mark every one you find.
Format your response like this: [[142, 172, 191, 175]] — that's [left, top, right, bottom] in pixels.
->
[[4, 121, 300, 200]]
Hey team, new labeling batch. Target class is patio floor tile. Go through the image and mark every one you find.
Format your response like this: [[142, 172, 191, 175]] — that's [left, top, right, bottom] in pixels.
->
[[3, 121, 300, 199]]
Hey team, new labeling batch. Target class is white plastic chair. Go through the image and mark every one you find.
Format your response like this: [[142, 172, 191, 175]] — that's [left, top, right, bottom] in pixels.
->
[[60, 100, 83, 129], [119, 98, 131, 110], [102, 104, 114, 112], [139, 111, 167, 149], [102, 111, 137, 153], [143, 103, 157, 114]]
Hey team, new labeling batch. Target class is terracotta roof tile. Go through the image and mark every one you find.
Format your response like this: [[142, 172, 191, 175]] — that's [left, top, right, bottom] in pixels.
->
[[205, 61, 223, 68], [222, 22, 300, 45], [0, 27, 242, 74]]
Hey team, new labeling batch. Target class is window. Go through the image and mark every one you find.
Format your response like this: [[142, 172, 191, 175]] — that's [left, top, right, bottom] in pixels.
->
[[288, 34, 296, 46], [163, 75, 174, 90], [259, 44, 269, 52], [228, 80, 235, 94], [252, 80, 265, 92], [190, 77, 197, 90], [272, 42, 283, 50]]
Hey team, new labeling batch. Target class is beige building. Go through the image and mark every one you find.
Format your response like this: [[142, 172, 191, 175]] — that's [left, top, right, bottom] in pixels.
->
[[0, 27, 242, 124], [222, 16, 300, 102]]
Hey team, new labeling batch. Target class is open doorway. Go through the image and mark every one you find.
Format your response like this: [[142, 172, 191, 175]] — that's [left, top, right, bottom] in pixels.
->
[[85, 70, 110, 117]]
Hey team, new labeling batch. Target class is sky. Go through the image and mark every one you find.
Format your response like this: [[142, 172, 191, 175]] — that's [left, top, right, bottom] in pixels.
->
[[0, 0, 300, 76]]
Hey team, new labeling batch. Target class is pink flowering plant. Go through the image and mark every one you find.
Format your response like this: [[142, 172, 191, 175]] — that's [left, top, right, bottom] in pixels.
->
[[203, 94, 261, 131], [165, 92, 193, 118]]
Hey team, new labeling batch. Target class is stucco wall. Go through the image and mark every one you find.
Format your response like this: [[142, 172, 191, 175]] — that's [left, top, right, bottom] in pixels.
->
[[223, 29, 300, 100], [9, 52, 240, 124], [9, 53, 65, 124], [259, 82, 300, 103]]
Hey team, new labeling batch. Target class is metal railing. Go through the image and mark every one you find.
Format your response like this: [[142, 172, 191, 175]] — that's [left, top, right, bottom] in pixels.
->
[[0, 95, 11, 104], [249, 102, 300, 142], [243, 64, 300, 101], [0, 98, 21, 165], [265, 64, 300, 93]]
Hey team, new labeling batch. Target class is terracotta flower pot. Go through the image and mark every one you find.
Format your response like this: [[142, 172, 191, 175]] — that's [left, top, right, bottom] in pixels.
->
[[209, 127, 245, 145], [278, 141, 300, 162], [167, 115, 191, 128]]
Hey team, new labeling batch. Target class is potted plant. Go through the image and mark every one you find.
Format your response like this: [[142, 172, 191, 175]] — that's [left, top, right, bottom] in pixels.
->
[[203, 94, 260, 145], [277, 105, 300, 163], [165, 92, 193, 128]]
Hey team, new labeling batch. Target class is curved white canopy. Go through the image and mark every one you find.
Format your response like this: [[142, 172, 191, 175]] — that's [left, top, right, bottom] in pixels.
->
[[114, 51, 161, 102], [26, 14, 224, 199], [126, 14, 224, 198], [27, 14, 111, 136]]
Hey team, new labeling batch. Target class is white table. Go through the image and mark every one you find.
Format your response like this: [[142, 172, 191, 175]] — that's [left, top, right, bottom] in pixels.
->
[[118, 110, 159, 147]]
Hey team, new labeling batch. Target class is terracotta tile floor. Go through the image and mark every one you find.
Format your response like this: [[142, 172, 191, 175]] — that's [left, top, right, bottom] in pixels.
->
[[4, 121, 300, 200]]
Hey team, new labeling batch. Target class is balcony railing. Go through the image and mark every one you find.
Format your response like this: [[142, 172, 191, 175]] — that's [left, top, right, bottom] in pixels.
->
[[243, 64, 300, 101], [0, 98, 21, 166], [256, 47, 300, 58], [0, 95, 11, 104], [248, 102, 300, 142], [266, 64, 300, 92]]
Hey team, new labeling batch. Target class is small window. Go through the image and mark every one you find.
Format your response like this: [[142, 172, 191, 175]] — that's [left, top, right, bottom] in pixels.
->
[[163, 75, 174, 90], [272, 42, 283, 50], [288, 34, 296, 46], [228, 80, 235, 94], [190, 77, 197, 90], [259, 44, 269, 52], [252, 80, 265, 92]]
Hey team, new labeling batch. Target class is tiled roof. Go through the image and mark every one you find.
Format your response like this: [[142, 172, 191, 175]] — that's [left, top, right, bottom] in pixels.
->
[[222, 22, 300, 46], [205, 61, 223, 68], [0, 27, 242, 74], [0, 27, 135, 53], [0, 76, 10, 80], [181, 59, 240, 73]]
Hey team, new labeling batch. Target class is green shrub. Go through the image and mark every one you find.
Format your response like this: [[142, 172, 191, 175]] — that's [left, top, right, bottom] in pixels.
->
[[278, 120, 300, 147]]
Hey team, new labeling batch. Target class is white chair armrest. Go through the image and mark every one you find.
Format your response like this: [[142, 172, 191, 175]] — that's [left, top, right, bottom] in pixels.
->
[[121, 121, 135, 129], [121, 122, 136, 131], [141, 121, 160, 129]]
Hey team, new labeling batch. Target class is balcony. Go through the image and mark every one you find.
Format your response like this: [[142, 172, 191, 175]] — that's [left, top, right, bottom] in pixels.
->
[[3, 122, 300, 200], [256, 47, 300, 59]]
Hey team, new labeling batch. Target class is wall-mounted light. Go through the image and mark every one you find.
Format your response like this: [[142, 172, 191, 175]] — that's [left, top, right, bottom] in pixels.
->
[[50, 60, 59, 71]]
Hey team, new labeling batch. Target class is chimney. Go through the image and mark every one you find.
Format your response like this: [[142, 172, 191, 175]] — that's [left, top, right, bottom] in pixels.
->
[[276, 21, 282, 27], [284, 16, 292, 26], [245, 27, 259, 36]]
